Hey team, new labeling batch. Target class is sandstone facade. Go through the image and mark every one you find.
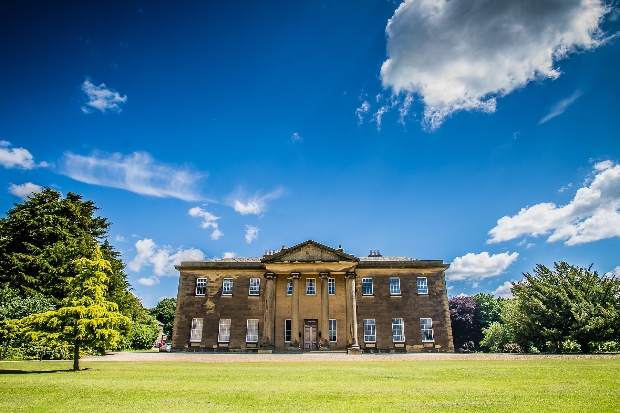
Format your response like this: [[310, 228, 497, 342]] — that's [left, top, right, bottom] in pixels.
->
[[172, 240, 454, 353]]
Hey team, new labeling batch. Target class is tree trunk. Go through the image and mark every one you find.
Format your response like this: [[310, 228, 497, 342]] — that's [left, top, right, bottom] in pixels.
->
[[73, 344, 80, 371], [579, 340, 591, 354]]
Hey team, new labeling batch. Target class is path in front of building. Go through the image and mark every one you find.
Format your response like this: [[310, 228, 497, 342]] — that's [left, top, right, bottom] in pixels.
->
[[82, 352, 620, 363]]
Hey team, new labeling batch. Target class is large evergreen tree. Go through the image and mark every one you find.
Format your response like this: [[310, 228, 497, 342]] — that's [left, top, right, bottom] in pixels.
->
[[510, 262, 620, 353], [0, 188, 128, 304]]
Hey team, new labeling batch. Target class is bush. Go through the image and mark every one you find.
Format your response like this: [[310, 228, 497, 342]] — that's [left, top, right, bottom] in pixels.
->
[[591, 341, 620, 353], [480, 322, 513, 352]]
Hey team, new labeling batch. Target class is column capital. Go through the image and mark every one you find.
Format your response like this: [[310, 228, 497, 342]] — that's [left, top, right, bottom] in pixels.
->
[[290, 272, 301, 279], [345, 272, 357, 280], [264, 272, 276, 280], [319, 272, 330, 279]]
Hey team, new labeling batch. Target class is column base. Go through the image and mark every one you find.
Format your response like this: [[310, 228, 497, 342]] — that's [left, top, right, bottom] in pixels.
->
[[347, 346, 362, 355], [318, 343, 332, 351]]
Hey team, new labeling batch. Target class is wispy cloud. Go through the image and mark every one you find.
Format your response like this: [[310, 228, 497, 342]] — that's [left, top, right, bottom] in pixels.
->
[[371, 105, 390, 131], [291, 132, 303, 143], [446, 251, 519, 281], [188, 206, 223, 240], [128, 238, 205, 286], [80, 78, 127, 113], [488, 161, 620, 245], [8, 182, 43, 200], [115, 234, 127, 242], [539, 91, 582, 124], [0, 141, 48, 169], [232, 187, 283, 216], [380, 0, 609, 129], [355, 100, 370, 125], [245, 225, 259, 244], [60, 151, 204, 201]]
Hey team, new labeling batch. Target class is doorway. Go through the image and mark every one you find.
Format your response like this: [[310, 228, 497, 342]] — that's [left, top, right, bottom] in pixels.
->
[[304, 319, 318, 350]]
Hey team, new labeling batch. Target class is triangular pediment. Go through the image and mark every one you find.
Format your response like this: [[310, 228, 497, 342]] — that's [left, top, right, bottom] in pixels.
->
[[261, 240, 358, 263]]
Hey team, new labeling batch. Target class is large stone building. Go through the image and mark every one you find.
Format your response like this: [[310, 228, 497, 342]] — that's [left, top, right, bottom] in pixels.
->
[[172, 240, 454, 353]]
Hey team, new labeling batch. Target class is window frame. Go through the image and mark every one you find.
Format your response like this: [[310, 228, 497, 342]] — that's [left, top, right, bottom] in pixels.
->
[[284, 319, 291, 343], [392, 318, 405, 343], [389, 277, 401, 295], [305, 278, 316, 295], [286, 281, 292, 295], [249, 278, 260, 296], [363, 319, 376, 343], [222, 278, 233, 296], [328, 278, 335, 295], [195, 278, 207, 296], [420, 318, 434, 342], [246, 319, 259, 343], [329, 319, 337, 342], [417, 277, 428, 295], [190, 318, 203, 342], [362, 278, 373, 295], [218, 319, 231, 343]]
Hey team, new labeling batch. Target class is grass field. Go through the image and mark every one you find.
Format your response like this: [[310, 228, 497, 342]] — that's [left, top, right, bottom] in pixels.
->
[[1, 358, 619, 412]]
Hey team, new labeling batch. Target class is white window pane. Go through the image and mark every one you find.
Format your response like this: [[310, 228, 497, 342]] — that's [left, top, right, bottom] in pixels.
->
[[223, 278, 233, 295], [246, 319, 259, 342], [328, 278, 335, 295], [390, 278, 401, 295], [196, 278, 207, 295], [190, 318, 203, 342], [329, 319, 337, 342], [421, 318, 434, 342], [306, 278, 316, 295], [362, 278, 373, 295], [363, 319, 376, 342], [392, 318, 405, 342], [249, 278, 260, 295], [218, 319, 231, 342], [417, 277, 428, 294], [286, 281, 292, 295]]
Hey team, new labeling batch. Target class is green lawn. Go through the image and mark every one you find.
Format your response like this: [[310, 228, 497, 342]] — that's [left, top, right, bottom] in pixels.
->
[[1, 358, 619, 412]]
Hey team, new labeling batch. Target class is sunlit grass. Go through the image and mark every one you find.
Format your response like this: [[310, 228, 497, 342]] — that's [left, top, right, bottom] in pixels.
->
[[1, 358, 619, 412]]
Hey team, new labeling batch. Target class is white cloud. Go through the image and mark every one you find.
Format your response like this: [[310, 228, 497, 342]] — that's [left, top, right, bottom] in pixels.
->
[[492, 281, 514, 299], [372, 105, 390, 131], [8, 182, 43, 200], [446, 251, 519, 281], [380, 0, 610, 129], [136, 276, 159, 287], [80, 78, 127, 113], [398, 93, 414, 125], [188, 206, 223, 240], [356, 100, 370, 125], [539, 90, 582, 124], [291, 132, 303, 143], [245, 225, 259, 244], [488, 161, 620, 245], [0, 141, 48, 169], [115, 234, 127, 242], [60, 151, 203, 201], [559, 183, 573, 193], [128, 238, 205, 277], [232, 188, 283, 216], [222, 251, 237, 259]]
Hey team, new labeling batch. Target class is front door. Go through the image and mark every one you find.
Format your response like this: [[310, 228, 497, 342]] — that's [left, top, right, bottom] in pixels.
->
[[304, 319, 318, 350]]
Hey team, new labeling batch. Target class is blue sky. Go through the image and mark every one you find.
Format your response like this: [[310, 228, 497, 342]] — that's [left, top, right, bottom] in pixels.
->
[[1, 0, 619, 307]]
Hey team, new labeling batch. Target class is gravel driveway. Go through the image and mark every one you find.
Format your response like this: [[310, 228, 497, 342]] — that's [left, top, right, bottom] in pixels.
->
[[82, 351, 620, 363]]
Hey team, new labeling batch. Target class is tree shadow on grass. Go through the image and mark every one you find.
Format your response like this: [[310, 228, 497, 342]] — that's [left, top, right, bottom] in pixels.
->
[[0, 368, 90, 374]]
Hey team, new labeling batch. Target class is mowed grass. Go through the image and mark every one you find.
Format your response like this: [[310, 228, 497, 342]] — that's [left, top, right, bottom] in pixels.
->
[[1, 358, 619, 412]]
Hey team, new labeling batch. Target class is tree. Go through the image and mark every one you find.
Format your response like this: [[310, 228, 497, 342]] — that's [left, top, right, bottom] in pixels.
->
[[150, 298, 177, 337], [0, 188, 129, 305], [449, 296, 479, 351], [21, 248, 130, 370], [509, 262, 620, 353], [472, 293, 507, 329]]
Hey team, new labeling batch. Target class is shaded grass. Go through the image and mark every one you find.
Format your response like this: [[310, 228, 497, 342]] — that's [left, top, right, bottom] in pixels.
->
[[1, 358, 619, 412]]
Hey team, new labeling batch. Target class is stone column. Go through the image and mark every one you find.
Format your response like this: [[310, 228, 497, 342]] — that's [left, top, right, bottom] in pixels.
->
[[346, 272, 360, 350], [261, 272, 276, 349], [319, 272, 330, 349], [290, 272, 301, 349]]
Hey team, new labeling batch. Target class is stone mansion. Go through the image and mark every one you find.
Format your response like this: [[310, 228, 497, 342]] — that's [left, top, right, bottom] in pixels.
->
[[172, 240, 454, 353]]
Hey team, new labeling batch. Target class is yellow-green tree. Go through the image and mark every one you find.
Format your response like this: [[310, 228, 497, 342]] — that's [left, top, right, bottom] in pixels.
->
[[22, 247, 130, 370]]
